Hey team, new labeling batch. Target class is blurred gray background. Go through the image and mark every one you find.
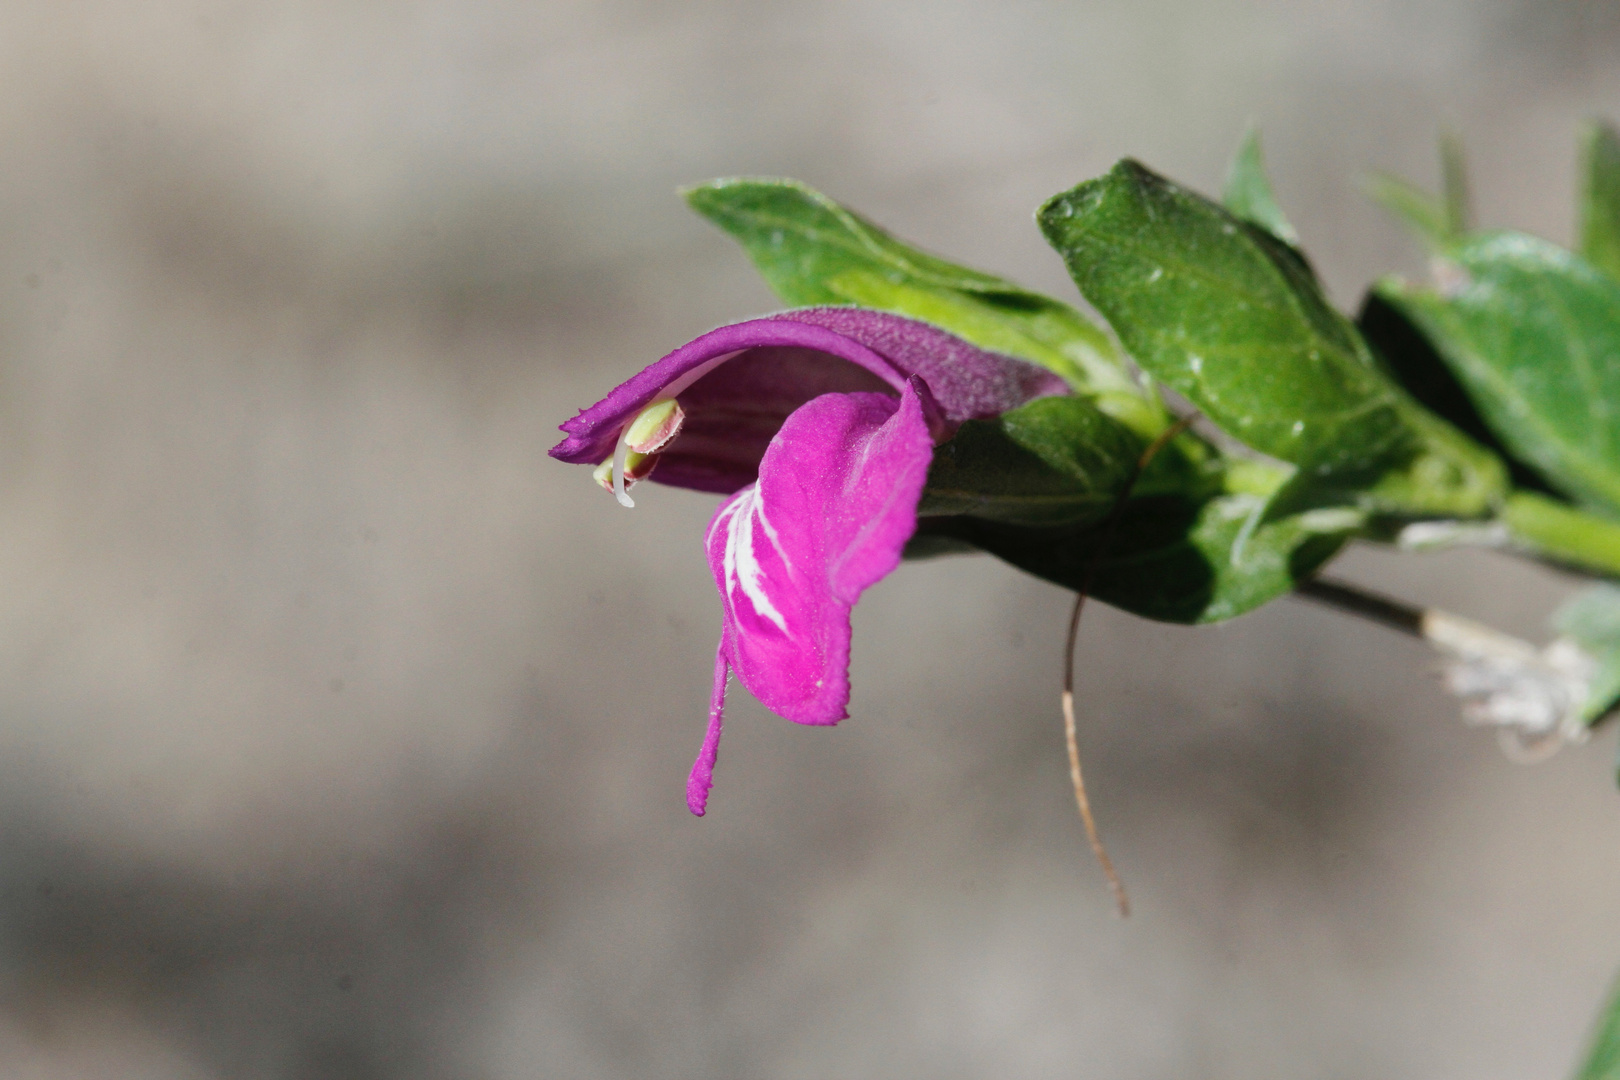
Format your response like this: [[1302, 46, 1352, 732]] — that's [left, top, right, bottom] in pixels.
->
[[0, 1, 1614, 1077]]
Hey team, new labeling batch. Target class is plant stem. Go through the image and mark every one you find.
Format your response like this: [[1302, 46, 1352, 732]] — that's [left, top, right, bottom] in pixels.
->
[[1296, 575, 1541, 659], [1295, 575, 1551, 670], [1294, 577, 1424, 637], [1502, 491, 1620, 578]]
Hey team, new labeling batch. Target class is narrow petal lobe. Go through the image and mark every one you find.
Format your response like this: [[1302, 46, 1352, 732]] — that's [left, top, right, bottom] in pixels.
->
[[686, 641, 731, 816]]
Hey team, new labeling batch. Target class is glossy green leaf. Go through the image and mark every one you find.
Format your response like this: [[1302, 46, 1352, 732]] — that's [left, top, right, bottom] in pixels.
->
[[1038, 159, 1504, 518], [1553, 585, 1620, 725], [918, 460, 1357, 624], [1578, 120, 1620, 282], [1572, 967, 1620, 1080], [1378, 232, 1620, 514], [1224, 128, 1298, 245], [684, 177, 1161, 435], [918, 396, 1150, 527]]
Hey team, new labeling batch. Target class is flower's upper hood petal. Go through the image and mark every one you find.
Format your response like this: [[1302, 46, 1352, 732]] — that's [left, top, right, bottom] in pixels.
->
[[704, 382, 935, 725], [772, 308, 1068, 420], [549, 309, 1067, 489]]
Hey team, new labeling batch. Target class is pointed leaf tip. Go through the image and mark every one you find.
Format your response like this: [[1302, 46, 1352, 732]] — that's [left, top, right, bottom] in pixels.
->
[[1579, 119, 1620, 281], [1223, 127, 1299, 245], [1439, 129, 1473, 238]]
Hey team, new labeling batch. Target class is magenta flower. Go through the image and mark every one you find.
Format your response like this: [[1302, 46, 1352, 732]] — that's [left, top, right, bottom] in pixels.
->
[[552, 307, 1066, 814]]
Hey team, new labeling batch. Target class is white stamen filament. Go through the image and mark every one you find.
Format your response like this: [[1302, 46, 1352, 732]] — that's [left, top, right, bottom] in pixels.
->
[[611, 422, 635, 508], [600, 349, 745, 509]]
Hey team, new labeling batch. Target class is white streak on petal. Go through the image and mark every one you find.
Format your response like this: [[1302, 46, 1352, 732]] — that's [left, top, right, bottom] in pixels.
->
[[717, 487, 791, 636], [754, 497, 792, 575]]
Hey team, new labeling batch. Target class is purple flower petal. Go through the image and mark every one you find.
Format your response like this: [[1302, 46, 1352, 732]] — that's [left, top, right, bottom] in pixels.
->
[[687, 381, 934, 811], [771, 308, 1068, 422], [649, 345, 894, 494], [686, 640, 730, 817], [551, 308, 1066, 495], [554, 307, 1071, 816]]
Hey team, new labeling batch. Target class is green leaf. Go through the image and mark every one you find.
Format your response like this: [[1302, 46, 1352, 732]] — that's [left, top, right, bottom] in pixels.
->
[[1223, 128, 1299, 245], [684, 177, 1161, 435], [918, 460, 1357, 624], [1578, 119, 1620, 282], [1357, 291, 1559, 497], [1038, 159, 1505, 519], [1377, 232, 1620, 514], [1572, 966, 1620, 1080], [1355, 291, 1498, 447], [918, 396, 1151, 527], [1553, 584, 1620, 725]]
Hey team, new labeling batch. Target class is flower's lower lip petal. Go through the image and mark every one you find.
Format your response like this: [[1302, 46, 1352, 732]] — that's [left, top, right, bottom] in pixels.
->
[[704, 384, 935, 725]]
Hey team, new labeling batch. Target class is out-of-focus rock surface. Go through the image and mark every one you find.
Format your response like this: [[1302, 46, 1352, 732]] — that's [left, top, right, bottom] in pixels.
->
[[0, 1, 1613, 1076]]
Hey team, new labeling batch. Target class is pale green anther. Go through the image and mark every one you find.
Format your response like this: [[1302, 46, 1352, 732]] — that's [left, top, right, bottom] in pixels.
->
[[599, 399, 686, 507], [594, 450, 655, 497], [625, 398, 684, 454]]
